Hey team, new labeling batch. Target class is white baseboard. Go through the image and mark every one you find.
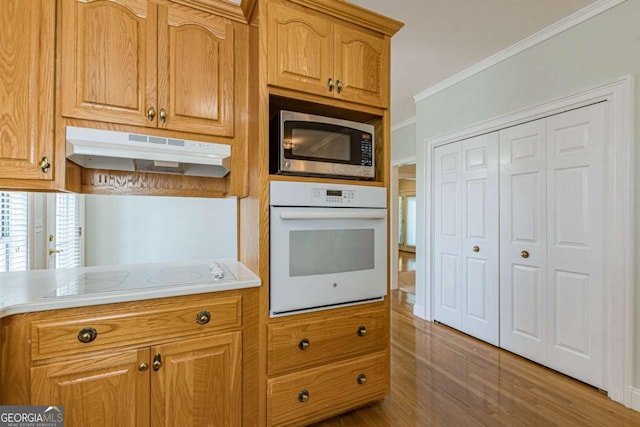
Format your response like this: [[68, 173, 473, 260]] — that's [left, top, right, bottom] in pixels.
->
[[413, 304, 427, 320], [631, 387, 640, 412]]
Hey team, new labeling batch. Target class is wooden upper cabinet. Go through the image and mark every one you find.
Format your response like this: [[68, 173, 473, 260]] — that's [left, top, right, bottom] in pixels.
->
[[267, 0, 388, 108], [31, 349, 150, 427], [61, 0, 155, 127], [159, 3, 234, 136], [0, 0, 55, 181], [151, 332, 242, 427], [61, 0, 234, 137]]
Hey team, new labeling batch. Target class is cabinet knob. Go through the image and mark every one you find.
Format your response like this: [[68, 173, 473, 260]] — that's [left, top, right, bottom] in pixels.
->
[[159, 108, 167, 123], [357, 326, 367, 337], [473, 245, 480, 252], [77, 327, 97, 344], [357, 374, 367, 385], [147, 106, 156, 122], [39, 157, 51, 173], [298, 390, 310, 403], [139, 363, 149, 372], [327, 78, 334, 92], [336, 80, 343, 94], [298, 338, 310, 350], [521, 250, 530, 259], [153, 353, 162, 371], [196, 310, 211, 325]]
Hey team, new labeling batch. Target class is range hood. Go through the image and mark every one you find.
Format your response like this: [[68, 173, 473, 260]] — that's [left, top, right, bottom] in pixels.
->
[[65, 126, 231, 178]]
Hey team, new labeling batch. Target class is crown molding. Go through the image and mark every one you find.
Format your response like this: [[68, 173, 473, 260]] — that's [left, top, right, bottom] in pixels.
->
[[391, 116, 416, 132], [172, 0, 247, 23], [413, 0, 628, 103]]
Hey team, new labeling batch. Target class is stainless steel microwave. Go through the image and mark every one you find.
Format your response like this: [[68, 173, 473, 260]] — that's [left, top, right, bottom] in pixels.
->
[[270, 110, 375, 179]]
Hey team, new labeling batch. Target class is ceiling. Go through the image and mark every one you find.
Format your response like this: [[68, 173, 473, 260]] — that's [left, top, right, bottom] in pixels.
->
[[339, 0, 597, 126]]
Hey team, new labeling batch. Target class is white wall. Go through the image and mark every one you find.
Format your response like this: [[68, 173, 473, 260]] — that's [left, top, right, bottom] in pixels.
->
[[84, 195, 237, 266], [391, 121, 416, 162], [414, 0, 640, 391]]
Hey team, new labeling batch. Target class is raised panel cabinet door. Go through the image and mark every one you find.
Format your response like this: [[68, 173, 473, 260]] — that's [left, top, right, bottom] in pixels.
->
[[333, 24, 387, 107], [151, 332, 242, 427], [499, 119, 548, 365], [158, 3, 234, 136], [0, 0, 55, 180], [31, 349, 150, 427], [267, 1, 333, 97], [60, 0, 157, 127]]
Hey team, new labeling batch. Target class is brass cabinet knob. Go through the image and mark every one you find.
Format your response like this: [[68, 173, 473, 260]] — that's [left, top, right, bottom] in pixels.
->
[[327, 78, 334, 92], [298, 338, 310, 350], [39, 157, 51, 173], [196, 310, 211, 325], [139, 363, 149, 372], [357, 374, 367, 385], [521, 250, 530, 259], [298, 390, 310, 403], [147, 106, 156, 122], [357, 326, 367, 337], [153, 353, 162, 371], [159, 108, 167, 123], [77, 327, 97, 344], [472, 246, 480, 252], [336, 80, 343, 94]]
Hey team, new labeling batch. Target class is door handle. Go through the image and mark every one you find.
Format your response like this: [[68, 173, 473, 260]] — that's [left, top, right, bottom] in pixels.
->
[[279, 211, 386, 220], [49, 249, 63, 256], [521, 250, 530, 259]]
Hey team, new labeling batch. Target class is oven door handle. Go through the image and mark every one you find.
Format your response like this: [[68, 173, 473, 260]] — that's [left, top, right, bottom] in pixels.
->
[[279, 211, 386, 220]]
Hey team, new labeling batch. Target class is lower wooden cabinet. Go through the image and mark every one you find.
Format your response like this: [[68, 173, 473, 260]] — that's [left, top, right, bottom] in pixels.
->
[[267, 351, 388, 426], [31, 332, 242, 427]]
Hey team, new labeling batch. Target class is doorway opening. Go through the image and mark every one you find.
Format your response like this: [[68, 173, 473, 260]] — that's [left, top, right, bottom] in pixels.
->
[[391, 162, 416, 297]]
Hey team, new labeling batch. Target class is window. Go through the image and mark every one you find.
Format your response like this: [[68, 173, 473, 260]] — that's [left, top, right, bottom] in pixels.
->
[[48, 193, 84, 269], [0, 192, 29, 272]]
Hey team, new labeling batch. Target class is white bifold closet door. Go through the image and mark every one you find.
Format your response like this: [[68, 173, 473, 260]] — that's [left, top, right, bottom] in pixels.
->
[[434, 133, 499, 346], [499, 102, 606, 389]]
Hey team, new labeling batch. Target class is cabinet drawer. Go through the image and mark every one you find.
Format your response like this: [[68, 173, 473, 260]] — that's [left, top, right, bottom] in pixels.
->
[[267, 351, 388, 427], [268, 306, 387, 375], [31, 295, 242, 360]]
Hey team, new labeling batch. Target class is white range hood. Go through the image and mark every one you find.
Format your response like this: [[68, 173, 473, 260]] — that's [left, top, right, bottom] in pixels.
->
[[65, 126, 231, 178]]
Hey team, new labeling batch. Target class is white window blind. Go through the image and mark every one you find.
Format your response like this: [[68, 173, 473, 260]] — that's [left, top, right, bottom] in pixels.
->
[[54, 194, 83, 269], [0, 192, 28, 272]]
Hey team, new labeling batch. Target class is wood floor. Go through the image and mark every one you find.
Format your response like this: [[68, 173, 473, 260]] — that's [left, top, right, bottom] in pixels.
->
[[312, 290, 640, 426]]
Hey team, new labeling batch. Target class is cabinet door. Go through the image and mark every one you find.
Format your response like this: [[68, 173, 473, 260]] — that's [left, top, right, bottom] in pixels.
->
[[60, 0, 156, 127], [158, 4, 234, 136], [31, 349, 150, 427], [267, 1, 333, 97], [333, 24, 387, 107], [0, 0, 55, 181], [151, 332, 242, 427]]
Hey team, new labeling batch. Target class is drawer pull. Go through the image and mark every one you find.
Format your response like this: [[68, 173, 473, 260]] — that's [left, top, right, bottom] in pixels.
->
[[357, 326, 367, 337], [77, 327, 97, 344], [357, 374, 367, 385], [298, 338, 310, 350], [153, 353, 162, 371], [196, 310, 211, 325], [298, 390, 310, 403]]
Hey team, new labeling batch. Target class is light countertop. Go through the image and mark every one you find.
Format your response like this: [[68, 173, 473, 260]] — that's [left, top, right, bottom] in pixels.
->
[[0, 259, 260, 318]]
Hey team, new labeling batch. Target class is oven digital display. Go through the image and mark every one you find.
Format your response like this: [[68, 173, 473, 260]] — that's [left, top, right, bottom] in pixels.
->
[[326, 190, 342, 197]]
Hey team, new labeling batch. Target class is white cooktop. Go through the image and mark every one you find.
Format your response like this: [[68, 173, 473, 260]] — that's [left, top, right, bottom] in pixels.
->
[[0, 259, 260, 318]]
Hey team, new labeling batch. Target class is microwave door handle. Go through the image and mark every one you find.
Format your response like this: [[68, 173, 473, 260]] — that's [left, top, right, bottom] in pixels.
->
[[279, 211, 386, 220]]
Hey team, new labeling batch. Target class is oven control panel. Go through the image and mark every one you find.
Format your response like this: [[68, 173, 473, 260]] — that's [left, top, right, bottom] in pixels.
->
[[270, 181, 386, 208]]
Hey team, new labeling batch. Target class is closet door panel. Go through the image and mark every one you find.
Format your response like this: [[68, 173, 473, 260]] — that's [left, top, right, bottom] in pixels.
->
[[546, 102, 605, 389], [461, 133, 499, 346], [433, 142, 462, 329], [499, 120, 548, 364]]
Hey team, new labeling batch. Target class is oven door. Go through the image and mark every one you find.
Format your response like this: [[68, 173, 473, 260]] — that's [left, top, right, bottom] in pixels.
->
[[269, 206, 387, 316]]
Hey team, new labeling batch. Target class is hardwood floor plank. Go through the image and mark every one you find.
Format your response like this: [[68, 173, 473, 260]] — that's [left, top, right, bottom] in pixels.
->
[[311, 290, 640, 426]]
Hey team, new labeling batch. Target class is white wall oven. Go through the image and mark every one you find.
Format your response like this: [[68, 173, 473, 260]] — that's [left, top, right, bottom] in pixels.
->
[[269, 181, 387, 317]]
